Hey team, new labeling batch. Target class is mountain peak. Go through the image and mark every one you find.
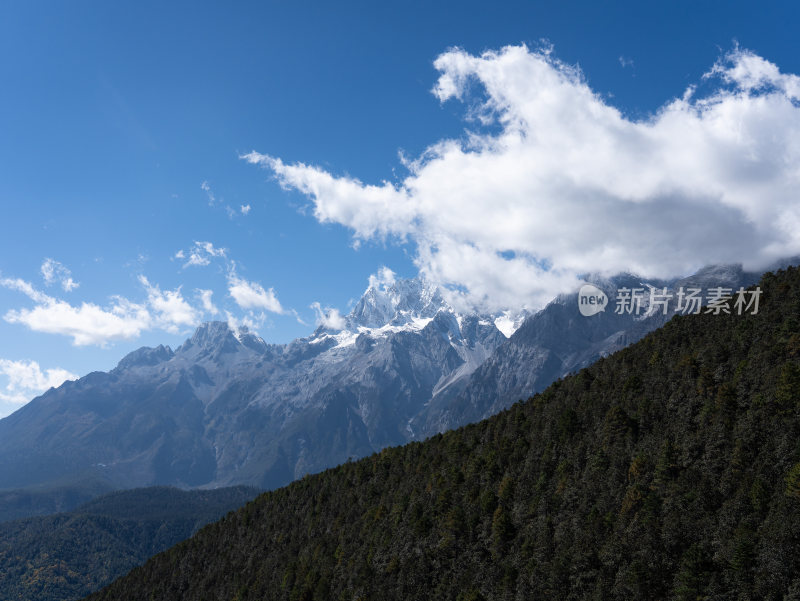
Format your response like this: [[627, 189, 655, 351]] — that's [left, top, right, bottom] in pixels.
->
[[116, 344, 174, 370], [189, 321, 236, 347], [347, 275, 448, 330], [174, 321, 268, 357]]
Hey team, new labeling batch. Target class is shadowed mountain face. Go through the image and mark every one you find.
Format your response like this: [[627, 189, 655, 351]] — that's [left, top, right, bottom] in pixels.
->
[[0, 264, 775, 492]]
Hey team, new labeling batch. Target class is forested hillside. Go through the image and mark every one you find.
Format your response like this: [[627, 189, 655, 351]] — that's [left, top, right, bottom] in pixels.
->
[[0, 486, 258, 601], [88, 267, 800, 600], [0, 478, 115, 523]]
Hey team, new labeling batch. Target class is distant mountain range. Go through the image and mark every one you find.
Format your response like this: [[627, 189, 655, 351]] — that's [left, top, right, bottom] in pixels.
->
[[0, 262, 785, 493], [85, 266, 800, 600], [0, 478, 116, 523], [414, 263, 766, 436]]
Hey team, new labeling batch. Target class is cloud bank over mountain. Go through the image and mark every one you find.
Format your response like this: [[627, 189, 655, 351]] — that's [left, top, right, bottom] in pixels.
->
[[244, 45, 800, 313]]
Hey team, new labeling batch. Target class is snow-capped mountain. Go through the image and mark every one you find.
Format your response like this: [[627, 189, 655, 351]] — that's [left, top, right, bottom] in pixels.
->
[[346, 276, 448, 330], [411, 263, 771, 437], [308, 276, 506, 401], [0, 262, 789, 492], [0, 276, 505, 491]]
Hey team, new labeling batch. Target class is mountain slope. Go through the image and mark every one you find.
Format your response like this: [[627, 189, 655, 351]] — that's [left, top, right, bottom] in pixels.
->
[[0, 277, 504, 492], [88, 266, 800, 600], [412, 264, 761, 437], [0, 485, 259, 601], [0, 266, 777, 494]]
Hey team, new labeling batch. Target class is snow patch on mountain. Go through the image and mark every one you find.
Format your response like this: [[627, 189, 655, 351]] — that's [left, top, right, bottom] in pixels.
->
[[493, 311, 529, 337]]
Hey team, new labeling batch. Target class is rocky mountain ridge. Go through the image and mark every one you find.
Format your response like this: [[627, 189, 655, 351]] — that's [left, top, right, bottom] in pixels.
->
[[0, 262, 785, 491]]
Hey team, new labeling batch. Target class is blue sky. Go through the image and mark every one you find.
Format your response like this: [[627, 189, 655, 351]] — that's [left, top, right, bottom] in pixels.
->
[[1, 0, 800, 416]]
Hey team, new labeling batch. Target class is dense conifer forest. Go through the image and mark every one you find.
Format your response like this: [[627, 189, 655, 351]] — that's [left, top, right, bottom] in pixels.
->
[[0, 486, 258, 601], [87, 267, 800, 600]]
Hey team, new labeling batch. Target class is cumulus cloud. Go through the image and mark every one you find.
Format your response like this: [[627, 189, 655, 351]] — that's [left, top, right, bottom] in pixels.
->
[[4, 295, 150, 346], [241, 204, 251, 215], [242, 151, 417, 246], [41, 258, 79, 292], [0, 359, 77, 415], [368, 266, 397, 291], [227, 272, 284, 314], [196, 288, 219, 315], [224, 310, 268, 333], [310, 301, 347, 330], [1, 274, 206, 346], [175, 241, 227, 268], [243, 45, 800, 313], [2, 276, 150, 345], [139, 276, 202, 333], [4, 246, 295, 345]]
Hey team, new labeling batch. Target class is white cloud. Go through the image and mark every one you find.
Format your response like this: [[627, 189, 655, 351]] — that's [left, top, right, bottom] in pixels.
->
[[0, 359, 77, 414], [3, 294, 150, 346], [243, 151, 416, 246], [41, 258, 79, 292], [227, 272, 284, 314], [196, 288, 219, 315], [241, 204, 251, 215], [243, 45, 800, 313], [1, 274, 205, 346], [175, 241, 227, 268], [286, 308, 307, 326], [139, 276, 201, 333], [1, 277, 51, 304], [201, 180, 216, 205], [224, 310, 268, 333], [708, 47, 800, 96], [4, 245, 296, 346], [310, 302, 347, 330], [2, 275, 151, 346], [368, 266, 396, 291]]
